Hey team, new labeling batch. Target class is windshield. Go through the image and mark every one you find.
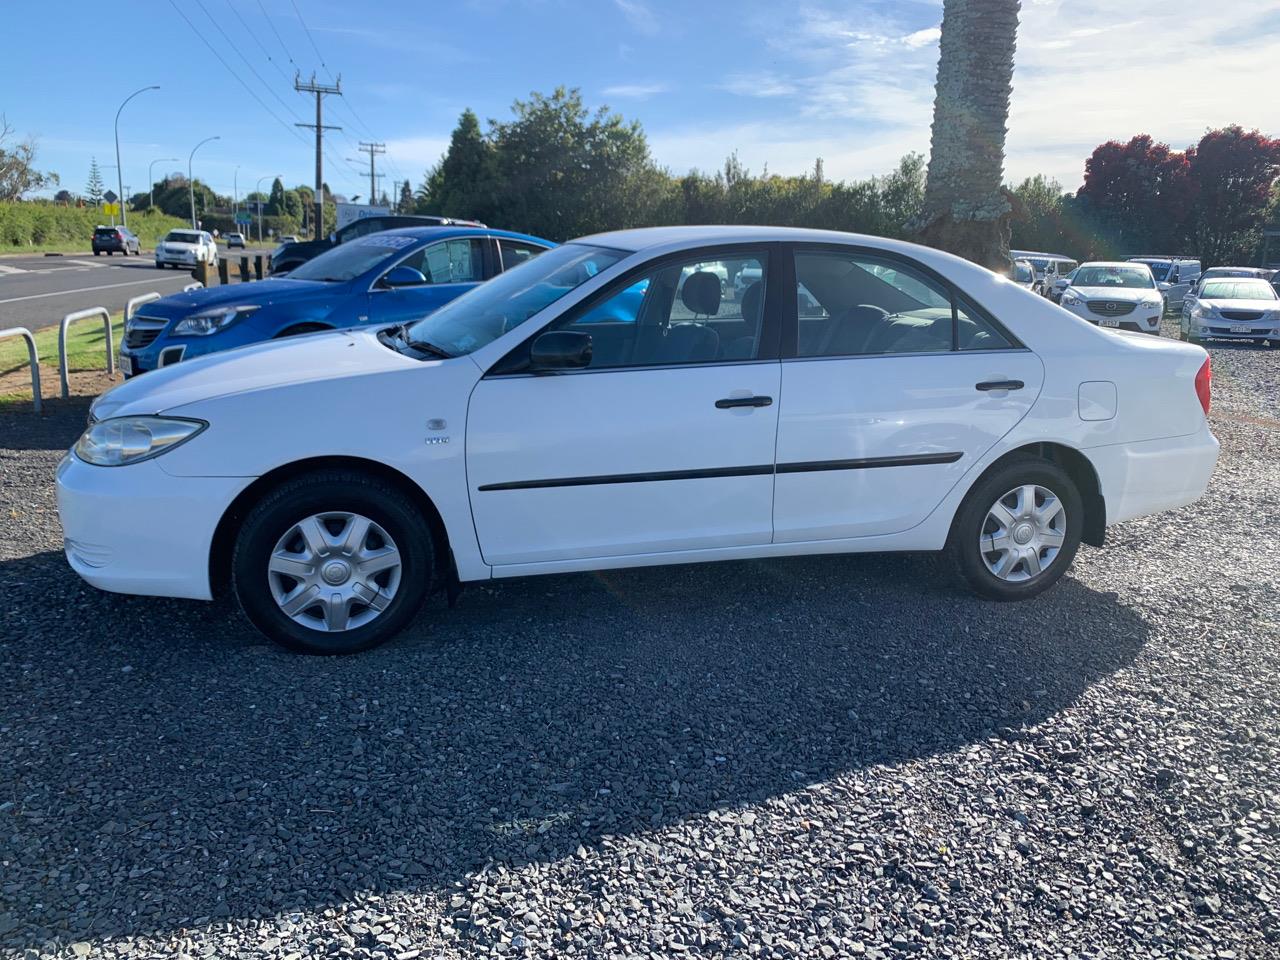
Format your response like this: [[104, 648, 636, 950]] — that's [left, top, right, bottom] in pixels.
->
[[1202, 268, 1259, 281], [1014, 262, 1033, 282], [1073, 265, 1154, 288], [287, 234, 416, 282], [1132, 260, 1170, 281], [1025, 258, 1048, 271], [164, 231, 201, 244], [1200, 279, 1278, 301], [405, 243, 627, 356]]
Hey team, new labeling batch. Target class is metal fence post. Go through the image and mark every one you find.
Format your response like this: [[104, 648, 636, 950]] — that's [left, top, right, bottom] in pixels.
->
[[58, 306, 114, 399], [0, 327, 42, 413], [125, 291, 162, 322], [183, 281, 204, 292]]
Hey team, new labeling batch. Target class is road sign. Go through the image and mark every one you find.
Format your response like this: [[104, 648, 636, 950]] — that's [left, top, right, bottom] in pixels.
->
[[102, 202, 120, 216], [234, 213, 253, 225]]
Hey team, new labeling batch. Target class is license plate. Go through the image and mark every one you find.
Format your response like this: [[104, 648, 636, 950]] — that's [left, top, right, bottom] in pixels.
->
[[121, 354, 135, 377], [1099, 318, 1120, 328], [1231, 325, 1253, 334]]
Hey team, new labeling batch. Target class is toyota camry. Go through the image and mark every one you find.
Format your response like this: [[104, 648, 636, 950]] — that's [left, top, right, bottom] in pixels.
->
[[58, 227, 1219, 654]]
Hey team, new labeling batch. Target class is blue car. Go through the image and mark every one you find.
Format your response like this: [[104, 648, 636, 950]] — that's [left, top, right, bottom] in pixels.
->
[[120, 226, 554, 376]]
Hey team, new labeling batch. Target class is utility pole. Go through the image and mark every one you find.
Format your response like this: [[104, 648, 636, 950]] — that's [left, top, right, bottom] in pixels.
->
[[294, 72, 341, 238], [357, 141, 385, 207]]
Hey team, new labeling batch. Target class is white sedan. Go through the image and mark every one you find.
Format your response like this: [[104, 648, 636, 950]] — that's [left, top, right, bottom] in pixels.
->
[[1058, 262, 1164, 334], [1180, 276, 1280, 345], [154, 229, 218, 269], [58, 227, 1219, 654]]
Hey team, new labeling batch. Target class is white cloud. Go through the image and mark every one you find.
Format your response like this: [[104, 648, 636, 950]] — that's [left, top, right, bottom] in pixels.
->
[[602, 83, 669, 99], [902, 26, 941, 48], [613, 0, 659, 36], [717, 73, 799, 98]]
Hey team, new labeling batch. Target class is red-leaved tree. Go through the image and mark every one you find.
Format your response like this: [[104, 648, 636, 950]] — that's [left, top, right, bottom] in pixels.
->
[[1076, 134, 1195, 254], [1185, 126, 1280, 266]]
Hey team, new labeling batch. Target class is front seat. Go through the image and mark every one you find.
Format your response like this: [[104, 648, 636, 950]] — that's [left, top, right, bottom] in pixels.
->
[[816, 304, 890, 356], [654, 271, 722, 363]]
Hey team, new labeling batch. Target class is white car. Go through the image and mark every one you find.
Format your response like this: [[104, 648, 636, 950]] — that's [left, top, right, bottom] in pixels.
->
[[225, 232, 247, 249], [1179, 276, 1280, 345], [1058, 262, 1164, 335], [58, 226, 1219, 654], [155, 229, 218, 269]]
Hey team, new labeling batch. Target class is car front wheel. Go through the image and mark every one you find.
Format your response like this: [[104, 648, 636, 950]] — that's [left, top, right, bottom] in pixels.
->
[[233, 471, 435, 653], [948, 457, 1082, 601]]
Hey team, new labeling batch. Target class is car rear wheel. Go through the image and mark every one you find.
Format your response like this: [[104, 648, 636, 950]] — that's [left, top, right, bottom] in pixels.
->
[[233, 471, 435, 654], [948, 457, 1082, 601]]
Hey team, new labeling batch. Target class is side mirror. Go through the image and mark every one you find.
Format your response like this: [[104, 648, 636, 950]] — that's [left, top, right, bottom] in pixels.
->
[[530, 331, 592, 371], [380, 265, 427, 288]]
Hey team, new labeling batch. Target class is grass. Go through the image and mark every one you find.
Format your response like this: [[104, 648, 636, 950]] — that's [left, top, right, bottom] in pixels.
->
[[0, 313, 124, 376]]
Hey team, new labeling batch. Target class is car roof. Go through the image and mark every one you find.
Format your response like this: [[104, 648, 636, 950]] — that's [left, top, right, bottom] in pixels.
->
[[374, 225, 553, 245], [1078, 261, 1150, 269]]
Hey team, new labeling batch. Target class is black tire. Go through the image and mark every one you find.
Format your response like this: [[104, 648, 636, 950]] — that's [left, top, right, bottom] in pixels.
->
[[155, 262, 164, 269], [948, 456, 1083, 602], [93, 250, 101, 256], [233, 471, 435, 654]]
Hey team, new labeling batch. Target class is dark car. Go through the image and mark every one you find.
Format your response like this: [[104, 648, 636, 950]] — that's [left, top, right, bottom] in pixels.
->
[[270, 214, 484, 274], [92, 225, 141, 256]]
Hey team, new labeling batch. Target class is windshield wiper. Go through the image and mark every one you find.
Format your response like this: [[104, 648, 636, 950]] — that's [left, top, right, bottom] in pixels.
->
[[405, 338, 455, 359]]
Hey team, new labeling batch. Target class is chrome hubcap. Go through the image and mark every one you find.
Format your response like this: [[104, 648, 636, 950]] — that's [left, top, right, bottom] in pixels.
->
[[980, 484, 1067, 583], [267, 512, 401, 632]]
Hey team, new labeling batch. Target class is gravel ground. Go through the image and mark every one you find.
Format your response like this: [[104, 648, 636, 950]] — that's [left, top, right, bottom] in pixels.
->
[[2, 321, 1278, 959]]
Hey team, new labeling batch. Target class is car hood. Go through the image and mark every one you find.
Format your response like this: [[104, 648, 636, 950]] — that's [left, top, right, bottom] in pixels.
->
[[1068, 286, 1160, 302], [91, 328, 421, 418], [1197, 298, 1280, 313], [136, 278, 342, 318]]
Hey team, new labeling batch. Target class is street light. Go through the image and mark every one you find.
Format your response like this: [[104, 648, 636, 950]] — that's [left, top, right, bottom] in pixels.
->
[[255, 173, 283, 243], [148, 158, 179, 211], [114, 85, 159, 229], [188, 135, 220, 229]]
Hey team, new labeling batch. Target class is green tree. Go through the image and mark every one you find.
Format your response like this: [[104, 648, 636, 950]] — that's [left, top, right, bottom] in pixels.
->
[[267, 177, 287, 216], [85, 157, 105, 206], [916, 0, 1021, 270], [397, 179, 413, 213], [419, 109, 498, 221], [0, 117, 58, 201]]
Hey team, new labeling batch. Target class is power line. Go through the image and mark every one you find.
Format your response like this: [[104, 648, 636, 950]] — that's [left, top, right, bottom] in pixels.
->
[[256, 0, 300, 72], [198, 0, 308, 126], [290, 0, 334, 79], [225, 0, 294, 87], [165, 0, 311, 149]]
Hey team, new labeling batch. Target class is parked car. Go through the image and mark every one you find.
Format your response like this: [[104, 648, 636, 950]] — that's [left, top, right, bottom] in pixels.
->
[[155, 230, 218, 269], [1048, 265, 1079, 302], [1058, 262, 1163, 334], [1127, 256, 1201, 315], [1012, 258, 1036, 290], [92, 225, 141, 256], [1195, 266, 1273, 286], [61, 226, 1219, 654], [278, 235, 301, 245], [120, 227, 553, 376], [270, 215, 485, 274], [1179, 276, 1280, 345], [1010, 251, 1078, 300], [733, 263, 763, 298], [225, 232, 247, 249]]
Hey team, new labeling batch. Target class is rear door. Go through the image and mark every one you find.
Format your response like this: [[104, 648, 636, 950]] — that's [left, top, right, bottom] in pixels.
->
[[773, 244, 1044, 542]]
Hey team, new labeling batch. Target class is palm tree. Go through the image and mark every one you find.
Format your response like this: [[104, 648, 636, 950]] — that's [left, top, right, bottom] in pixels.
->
[[916, 0, 1021, 271]]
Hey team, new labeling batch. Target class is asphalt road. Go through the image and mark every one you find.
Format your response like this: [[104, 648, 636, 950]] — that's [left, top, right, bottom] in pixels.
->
[[0, 246, 273, 332]]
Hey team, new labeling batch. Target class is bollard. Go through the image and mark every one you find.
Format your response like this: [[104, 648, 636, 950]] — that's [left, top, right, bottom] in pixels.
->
[[217, 257, 230, 285], [0, 327, 42, 413], [239, 256, 250, 282], [253, 254, 264, 280], [58, 307, 114, 399], [193, 261, 213, 287]]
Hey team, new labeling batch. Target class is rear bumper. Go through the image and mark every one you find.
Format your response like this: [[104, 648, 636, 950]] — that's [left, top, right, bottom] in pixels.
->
[[1086, 425, 1219, 526]]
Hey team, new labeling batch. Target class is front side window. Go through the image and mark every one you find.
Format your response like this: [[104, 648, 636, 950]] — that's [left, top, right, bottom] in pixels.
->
[[794, 250, 1014, 356], [547, 249, 769, 369], [499, 239, 549, 271], [404, 242, 627, 357], [401, 238, 484, 284]]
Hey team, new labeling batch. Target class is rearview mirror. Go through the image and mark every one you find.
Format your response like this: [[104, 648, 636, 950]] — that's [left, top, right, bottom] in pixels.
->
[[530, 331, 592, 371], [380, 265, 427, 288]]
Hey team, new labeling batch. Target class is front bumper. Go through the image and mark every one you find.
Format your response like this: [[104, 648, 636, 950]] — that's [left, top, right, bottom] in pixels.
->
[[1063, 302, 1162, 334], [56, 454, 251, 600], [1190, 321, 1279, 341]]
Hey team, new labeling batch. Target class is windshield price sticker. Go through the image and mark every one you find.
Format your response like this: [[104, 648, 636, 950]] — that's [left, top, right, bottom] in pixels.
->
[[359, 235, 417, 249]]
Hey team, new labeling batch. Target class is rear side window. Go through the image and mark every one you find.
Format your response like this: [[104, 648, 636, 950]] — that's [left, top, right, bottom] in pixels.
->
[[794, 250, 1016, 357], [499, 239, 548, 271]]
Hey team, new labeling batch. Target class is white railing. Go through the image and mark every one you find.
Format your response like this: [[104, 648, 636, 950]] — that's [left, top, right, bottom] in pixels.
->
[[59, 306, 114, 399], [183, 282, 203, 292], [0, 327, 42, 413], [125, 291, 162, 322]]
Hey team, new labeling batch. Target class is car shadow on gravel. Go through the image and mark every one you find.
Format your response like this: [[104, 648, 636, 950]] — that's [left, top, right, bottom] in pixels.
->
[[0, 398, 93, 451], [0, 546, 1149, 947]]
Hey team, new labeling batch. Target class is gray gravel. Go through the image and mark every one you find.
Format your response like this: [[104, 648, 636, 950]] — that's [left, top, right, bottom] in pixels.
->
[[2, 320, 1279, 959]]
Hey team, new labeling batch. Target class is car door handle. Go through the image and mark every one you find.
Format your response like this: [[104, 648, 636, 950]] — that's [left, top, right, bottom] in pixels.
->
[[715, 395, 773, 409], [975, 380, 1024, 392]]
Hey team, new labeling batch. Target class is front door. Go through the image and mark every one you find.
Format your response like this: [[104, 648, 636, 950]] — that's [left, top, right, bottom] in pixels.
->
[[773, 246, 1044, 542], [467, 246, 781, 567], [369, 237, 489, 325]]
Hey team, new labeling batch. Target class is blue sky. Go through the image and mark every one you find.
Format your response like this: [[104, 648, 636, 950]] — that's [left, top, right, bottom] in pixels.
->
[[8, 0, 1280, 203]]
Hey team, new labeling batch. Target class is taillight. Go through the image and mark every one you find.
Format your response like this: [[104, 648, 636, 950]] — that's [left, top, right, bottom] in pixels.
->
[[1194, 356, 1211, 415]]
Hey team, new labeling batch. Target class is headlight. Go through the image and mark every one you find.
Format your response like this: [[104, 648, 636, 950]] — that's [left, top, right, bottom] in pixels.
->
[[172, 305, 259, 336], [1192, 304, 1210, 319], [74, 416, 206, 467], [1061, 293, 1080, 306]]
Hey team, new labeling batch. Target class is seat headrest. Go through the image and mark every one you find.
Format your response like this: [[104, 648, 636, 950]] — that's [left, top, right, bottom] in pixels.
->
[[741, 281, 763, 326], [681, 271, 721, 316]]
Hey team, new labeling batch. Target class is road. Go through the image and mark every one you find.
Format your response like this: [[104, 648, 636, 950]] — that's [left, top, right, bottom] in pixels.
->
[[0, 246, 273, 331]]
